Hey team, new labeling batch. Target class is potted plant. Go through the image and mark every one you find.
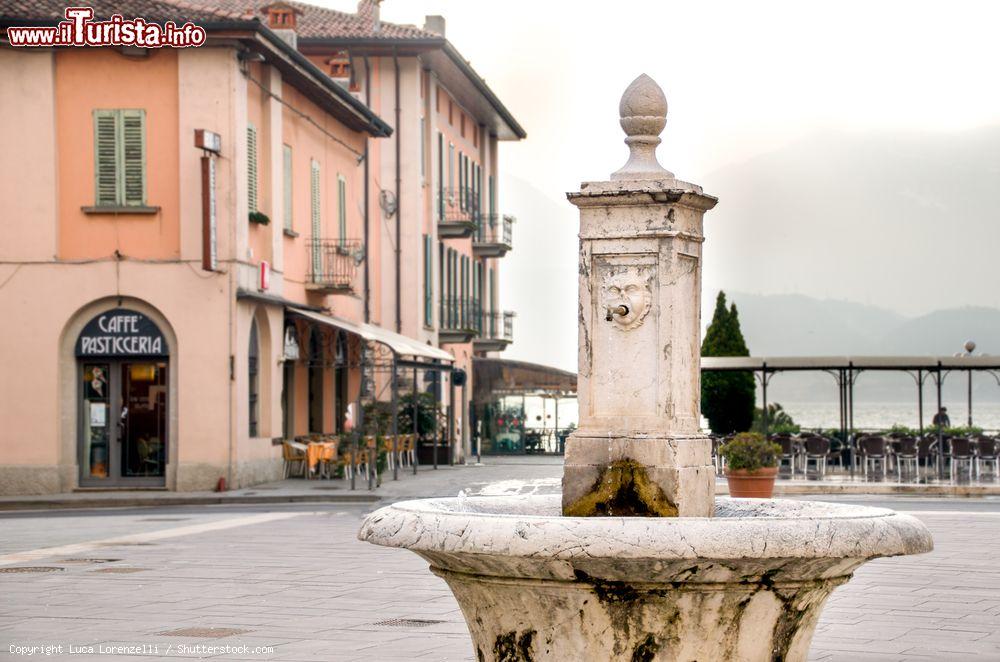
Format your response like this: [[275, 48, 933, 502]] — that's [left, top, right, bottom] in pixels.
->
[[719, 432, 782, 498]]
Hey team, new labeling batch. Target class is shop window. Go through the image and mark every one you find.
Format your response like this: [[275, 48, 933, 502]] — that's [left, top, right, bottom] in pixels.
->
[[249, 319, 259, 437], [92, 109, 146, 207]]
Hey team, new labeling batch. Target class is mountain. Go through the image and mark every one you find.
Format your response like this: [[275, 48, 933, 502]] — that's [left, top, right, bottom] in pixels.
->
[[714, 292, 1000, 404], [719, 293, 905, 355]]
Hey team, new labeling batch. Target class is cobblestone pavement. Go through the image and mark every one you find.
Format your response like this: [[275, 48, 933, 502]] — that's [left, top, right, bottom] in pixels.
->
[[1, 458, 999, 661]]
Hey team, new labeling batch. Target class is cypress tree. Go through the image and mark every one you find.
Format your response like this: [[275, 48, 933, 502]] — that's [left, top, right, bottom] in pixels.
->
[[701, 292, 755, 434]]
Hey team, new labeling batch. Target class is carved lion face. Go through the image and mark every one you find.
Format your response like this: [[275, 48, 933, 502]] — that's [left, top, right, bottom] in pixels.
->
[[602, 270, 652, 330]]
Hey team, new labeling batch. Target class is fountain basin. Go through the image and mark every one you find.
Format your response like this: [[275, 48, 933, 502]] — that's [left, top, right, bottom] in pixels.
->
[[359, 495, 932, 662]]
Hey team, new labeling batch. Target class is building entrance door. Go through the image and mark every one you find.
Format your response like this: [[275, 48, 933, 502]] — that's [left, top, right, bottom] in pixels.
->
[[76, 308, 169, 488]]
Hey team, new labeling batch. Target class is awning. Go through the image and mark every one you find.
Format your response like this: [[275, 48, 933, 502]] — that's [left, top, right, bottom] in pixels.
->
[[289, 309, 454, 363]]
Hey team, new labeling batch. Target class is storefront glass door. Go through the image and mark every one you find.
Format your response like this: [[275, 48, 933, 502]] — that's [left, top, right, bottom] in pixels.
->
[[80, 360, 167, 487]]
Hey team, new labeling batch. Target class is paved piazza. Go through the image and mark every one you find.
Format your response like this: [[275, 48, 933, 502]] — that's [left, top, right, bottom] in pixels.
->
[[1, 458, 999, 661]]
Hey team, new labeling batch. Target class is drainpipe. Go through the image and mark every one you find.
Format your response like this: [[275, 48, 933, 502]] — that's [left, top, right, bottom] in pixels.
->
[[394, 47, 402, 333], [363, 55, 372, 324]]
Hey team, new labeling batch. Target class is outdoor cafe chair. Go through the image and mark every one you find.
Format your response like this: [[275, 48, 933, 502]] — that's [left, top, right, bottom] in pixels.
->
[[804, 436, 830, 478], [894, 437, 919, 482], [401, 434, 416, 467], [281, 440, 307, 479], [974, 437, 999, 482], [777, 437, 797, 477], [950, 437, 974, 483], [917, 436, 938, 474], [711, 436, 727, 476], [859, 436, 888, 480]]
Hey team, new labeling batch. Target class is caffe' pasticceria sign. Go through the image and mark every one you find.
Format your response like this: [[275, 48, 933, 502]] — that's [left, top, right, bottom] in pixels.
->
[[75, 309, 168, 358]]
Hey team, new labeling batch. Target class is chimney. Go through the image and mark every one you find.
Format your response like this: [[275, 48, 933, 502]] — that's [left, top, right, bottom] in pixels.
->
[[357, 0, 381, 33], [260, 2, 300, 49], [423, 15, 445, 38]]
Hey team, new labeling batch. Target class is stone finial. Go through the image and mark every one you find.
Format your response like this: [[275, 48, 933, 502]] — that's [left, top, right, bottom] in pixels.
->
[[610, 74, 675, 181]]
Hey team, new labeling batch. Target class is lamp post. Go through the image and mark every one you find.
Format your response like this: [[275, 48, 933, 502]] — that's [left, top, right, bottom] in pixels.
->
[[962, 340, 976, 427]]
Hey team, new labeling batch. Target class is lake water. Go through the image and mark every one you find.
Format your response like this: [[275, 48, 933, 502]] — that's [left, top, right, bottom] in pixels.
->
[[506, 396, 1000, 434]]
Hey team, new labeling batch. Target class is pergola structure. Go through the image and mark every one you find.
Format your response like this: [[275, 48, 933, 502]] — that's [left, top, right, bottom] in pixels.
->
[[702, 355, 1000, 478], [472, 358, 577, 457]]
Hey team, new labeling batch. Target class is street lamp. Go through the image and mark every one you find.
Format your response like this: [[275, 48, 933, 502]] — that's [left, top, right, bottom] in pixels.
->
[[962, 340, 976, 427]]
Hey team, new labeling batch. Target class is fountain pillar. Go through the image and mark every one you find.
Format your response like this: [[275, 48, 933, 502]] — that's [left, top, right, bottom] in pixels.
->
[[563, 74, 718, 517]]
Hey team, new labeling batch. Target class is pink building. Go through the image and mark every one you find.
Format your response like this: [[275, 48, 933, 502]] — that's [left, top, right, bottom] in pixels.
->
[[0, 0, 523, 494]]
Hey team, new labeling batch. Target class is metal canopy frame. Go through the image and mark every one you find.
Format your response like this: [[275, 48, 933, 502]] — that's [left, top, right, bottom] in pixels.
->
[[285, 309, 460, 487], [704, 356, 1000, 480]]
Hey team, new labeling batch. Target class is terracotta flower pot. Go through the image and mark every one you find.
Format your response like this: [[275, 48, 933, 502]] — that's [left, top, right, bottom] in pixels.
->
[[725, 466, 778, 498]]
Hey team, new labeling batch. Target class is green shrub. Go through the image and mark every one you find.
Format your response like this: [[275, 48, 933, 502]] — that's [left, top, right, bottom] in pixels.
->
[[719, 432, 782, 472], [751, 402, 800, 435]]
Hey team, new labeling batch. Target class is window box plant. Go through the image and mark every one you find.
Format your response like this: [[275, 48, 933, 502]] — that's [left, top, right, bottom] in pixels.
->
[[719, 432, 782, 498]]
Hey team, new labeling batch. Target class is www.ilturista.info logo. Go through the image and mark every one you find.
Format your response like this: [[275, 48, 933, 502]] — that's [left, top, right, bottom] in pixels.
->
[[7, 7, 207, 48]]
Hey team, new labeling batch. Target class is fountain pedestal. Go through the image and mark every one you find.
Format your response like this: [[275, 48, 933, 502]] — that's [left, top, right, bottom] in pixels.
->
[[360, 74, 933, 661], [563, 75, 716, 518]]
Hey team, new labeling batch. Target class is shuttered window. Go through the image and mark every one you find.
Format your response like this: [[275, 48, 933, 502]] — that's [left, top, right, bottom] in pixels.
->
[[92, 109, 146, 207], [458, 151, 464, 211], [437, 132, 444, 220], [419, 117, 426, 181], [310, 160, 321, 278], [423, 234, 433, 327], [337, 175, 346, 246], [282, 144, 293, 231], [247, 124, 259, 213]]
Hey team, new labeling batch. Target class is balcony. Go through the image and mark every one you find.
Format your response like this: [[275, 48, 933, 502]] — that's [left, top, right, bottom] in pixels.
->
[[437, 188, 477, 238], [473, 214, 513, 258], [473, 310, 514, 354], [439, 297, 480, 344], [305, 238, 363, 295]]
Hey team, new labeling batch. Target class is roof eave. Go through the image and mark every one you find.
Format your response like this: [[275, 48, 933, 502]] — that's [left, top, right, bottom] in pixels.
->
[[203, 20, 392, 138], [441, 41, 525, 141]]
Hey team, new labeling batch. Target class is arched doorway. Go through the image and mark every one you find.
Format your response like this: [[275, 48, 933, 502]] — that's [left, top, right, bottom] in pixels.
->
[[76, 308, 169, 487]]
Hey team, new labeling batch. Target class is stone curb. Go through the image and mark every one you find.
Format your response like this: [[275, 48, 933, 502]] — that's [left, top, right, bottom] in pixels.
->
[[717, 483, 1000, 497], [0, 493, 381, 511]]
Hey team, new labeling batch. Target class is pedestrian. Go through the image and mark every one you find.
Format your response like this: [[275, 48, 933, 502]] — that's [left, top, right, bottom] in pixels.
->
[[932, 406, 951, 428]]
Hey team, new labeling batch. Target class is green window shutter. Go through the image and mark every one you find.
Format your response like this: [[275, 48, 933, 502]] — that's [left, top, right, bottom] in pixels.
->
[[247, 124, 258, 213], [93, 110, 119, 206], [337, 176, 346, 245], [423, 235, 432, 326], [310, 160, 321, 278], [420, 117, 426, 180], [121, 109, 146, 206], [437, 132, 444, 220], [458, 151, 464, 210], [283, 144, 293, 231]]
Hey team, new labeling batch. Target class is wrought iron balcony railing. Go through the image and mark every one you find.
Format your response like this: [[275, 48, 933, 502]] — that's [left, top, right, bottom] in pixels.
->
[[474, 310, 514, 353], [438, 188, 480, 237], [474, 214, 514, 258], [306, 238, 363, 294], [477, 310, 514, 341], [439, 297, 480, 344]]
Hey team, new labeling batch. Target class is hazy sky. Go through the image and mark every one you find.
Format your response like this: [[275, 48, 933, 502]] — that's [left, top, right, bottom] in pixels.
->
[[318, 1, 1000, 371]]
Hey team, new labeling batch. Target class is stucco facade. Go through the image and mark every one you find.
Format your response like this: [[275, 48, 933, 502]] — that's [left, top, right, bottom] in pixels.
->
[[0, 23, 388, 494]]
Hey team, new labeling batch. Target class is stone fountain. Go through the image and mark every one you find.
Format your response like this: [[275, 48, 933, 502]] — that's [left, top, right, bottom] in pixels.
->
[[360, 75, 932, 661]]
